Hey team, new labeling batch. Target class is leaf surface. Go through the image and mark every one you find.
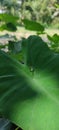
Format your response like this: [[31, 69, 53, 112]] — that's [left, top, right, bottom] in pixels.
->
[[22, 19, 44, 32], [0, 36, 59, 130]]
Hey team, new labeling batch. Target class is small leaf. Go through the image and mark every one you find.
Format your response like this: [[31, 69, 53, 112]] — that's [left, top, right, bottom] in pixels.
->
[[0, 23, 17, 31], [6, 23, 17, 31], [22, 19, 44, 32], [47, 34, 59, 44], [47, 34, 59, 52], [55, 3, 59, 8]]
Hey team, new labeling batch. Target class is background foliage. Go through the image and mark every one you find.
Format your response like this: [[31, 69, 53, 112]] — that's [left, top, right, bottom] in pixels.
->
[[0, 0, 59, 28]]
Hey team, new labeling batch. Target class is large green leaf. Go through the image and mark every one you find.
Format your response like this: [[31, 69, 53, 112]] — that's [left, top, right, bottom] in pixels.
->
[[0, 35, 59, 130]]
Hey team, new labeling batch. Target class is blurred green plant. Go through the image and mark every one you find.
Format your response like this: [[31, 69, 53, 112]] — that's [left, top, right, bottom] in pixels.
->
[[47, 34, 59, 52], [21, 0, 59, 27]]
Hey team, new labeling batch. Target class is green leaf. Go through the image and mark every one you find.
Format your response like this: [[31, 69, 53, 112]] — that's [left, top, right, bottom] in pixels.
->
[[0, 13, 19, 24], [0, 13, 19, 31], [9, 52, 23, 62], [47, 34, 59, 44], [26, 35, 52, 69], [0, 35, 59, 130], [55, 4, 59, 8], [22, 19, 44, 32], [47, 34, 59, 52], [0, 23, 17, 31]]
